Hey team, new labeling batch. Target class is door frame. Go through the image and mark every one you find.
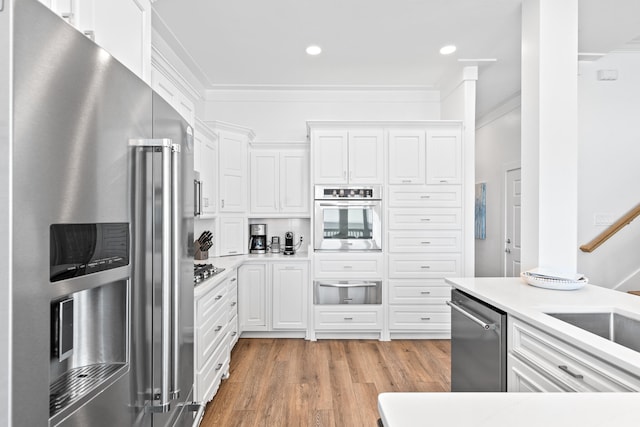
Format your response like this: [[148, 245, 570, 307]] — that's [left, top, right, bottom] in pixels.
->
[[502, 162, 521, 276]]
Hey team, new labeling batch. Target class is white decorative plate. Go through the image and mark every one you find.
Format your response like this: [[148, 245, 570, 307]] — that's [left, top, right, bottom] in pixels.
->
[[520, 271, 588, 291]]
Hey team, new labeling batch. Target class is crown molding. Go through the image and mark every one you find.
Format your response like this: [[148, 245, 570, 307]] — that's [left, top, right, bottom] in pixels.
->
[[151, 45, 202, 101]]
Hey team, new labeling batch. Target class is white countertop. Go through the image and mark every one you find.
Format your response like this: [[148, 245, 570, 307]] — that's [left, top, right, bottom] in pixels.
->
[[446, 277, 640, 376], [378, 392, 640, 427], [378, 278, 640, 427]]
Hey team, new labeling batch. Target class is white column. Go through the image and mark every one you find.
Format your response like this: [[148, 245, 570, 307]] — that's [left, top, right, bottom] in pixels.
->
[[521, 0, 578, 273]]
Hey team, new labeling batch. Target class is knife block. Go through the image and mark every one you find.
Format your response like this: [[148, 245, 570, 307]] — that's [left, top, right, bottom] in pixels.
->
[[194, 241, 208, 260]]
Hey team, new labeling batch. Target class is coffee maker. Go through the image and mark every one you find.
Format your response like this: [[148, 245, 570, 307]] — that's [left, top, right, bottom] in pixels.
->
[[249, 224, 267, 254], [283, 231, 295, 255]]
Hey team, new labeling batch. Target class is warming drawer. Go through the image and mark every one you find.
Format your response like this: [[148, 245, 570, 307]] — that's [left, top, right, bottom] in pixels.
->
[[314, 280, 382, 305]]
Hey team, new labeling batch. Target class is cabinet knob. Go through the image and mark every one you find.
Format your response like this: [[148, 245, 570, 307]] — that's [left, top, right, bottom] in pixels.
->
[[420, 291, 431, 295], [421, 317, 431, 321]]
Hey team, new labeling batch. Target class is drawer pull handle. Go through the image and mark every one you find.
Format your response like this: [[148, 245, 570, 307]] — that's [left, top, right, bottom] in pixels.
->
[[342, 298, 353, 302], [420, 218, 431, 222], [420, 291, 431, 295], [215, 363, 223, 371], [215, 295, 223, 301], [440, 180, 448, 183], [558, 365, 584, 379], [402, 179, 412, 183], [230, 302, 237, 307], [421, 317, 431, 321], [421, 266, 431, 269], [230, 278, 237, 282], [420, 195, 431, 199], [343, 265, 353, 269], [344, 317, 354, 320], [231, 332, 237, 336], [420, 241, 431, 245], [214, 325, 223, 332]]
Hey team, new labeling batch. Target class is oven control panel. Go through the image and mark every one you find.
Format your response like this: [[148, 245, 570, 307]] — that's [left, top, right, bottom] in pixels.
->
[[314, 185, 381, 200]]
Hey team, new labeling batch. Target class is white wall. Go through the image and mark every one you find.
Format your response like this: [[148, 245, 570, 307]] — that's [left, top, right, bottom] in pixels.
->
[[204, 89, 441, 141], [474, 98, 522, 277], [577, 52, 640, 290]]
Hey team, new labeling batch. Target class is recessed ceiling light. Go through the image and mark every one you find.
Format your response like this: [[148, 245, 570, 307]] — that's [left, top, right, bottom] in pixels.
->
[[440, 45, 457, 55], [306, 45, 322, 56]]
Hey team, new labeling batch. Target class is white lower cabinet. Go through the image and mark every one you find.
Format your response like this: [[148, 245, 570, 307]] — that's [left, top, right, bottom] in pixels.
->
[[239, 260, 309, 333], [194, 269, 238, 404], [272, 263, 308, 330], [314, 306, 383, 330], [507, 316, 640, 392]]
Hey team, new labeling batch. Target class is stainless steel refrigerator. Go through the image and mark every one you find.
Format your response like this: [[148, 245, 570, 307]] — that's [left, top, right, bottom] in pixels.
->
[[0, 1, 200, 425]]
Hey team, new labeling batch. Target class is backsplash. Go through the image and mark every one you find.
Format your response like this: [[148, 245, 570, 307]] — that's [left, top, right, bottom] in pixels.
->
[[248, 218, 311, 253]]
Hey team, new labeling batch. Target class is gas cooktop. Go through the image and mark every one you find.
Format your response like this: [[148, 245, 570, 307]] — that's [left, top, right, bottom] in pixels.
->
[[194, 263, 225, 285]]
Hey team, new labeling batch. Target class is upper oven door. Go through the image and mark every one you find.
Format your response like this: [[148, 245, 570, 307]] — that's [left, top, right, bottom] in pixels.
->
[[314, 200, 382, 251]]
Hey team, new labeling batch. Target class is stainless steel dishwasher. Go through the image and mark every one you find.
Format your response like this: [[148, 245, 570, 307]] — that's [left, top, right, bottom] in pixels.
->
[[447, 289, 507, 391]]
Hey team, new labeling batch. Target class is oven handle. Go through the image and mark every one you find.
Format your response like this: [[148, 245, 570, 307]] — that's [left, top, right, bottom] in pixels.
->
[[316, 201, 380, 207]]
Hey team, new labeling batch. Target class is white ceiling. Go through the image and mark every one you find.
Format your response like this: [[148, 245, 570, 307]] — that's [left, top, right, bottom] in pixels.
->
[[152, 0, 640, 118]]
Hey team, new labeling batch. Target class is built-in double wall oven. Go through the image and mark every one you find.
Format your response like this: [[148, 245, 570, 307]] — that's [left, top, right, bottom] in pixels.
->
[[314, 185, 382, 251]]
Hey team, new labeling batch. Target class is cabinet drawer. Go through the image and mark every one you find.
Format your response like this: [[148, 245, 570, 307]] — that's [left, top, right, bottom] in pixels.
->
[[314, 307, 382, 330], [388, 305, 451, 330], [389, 230, 462, 253], [314, 253, 383, 278], [388, 185, 461, 207], [389, 254, 461, 278], [389, 208, 462, 230], [196, 335, 229, 403], [196, 304, 228, 369], [196, 284, 228, 326], [509, 317, 640, 392], [388, 279, 451, 305], [507, 353, 565, 392]]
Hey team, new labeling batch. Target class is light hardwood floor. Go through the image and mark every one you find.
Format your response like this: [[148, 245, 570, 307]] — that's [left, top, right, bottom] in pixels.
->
[[200, 338, 451, 427]]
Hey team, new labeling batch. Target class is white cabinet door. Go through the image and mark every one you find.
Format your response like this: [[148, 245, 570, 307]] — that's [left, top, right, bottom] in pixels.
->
[[250, 151, 279, 213], [388, 129, 426, 184], [218, 217, 245, 256], [201, 139, 218, 216], [85, 0, 152, 83], [150, 68, 195, 125], [348, 130, 383, 184], [219, 132, 247, 212], [280, 150, 309, 214], [195, 129, 218, 217], [238, 264, 267, 331], [272, 263, 308, 330], [426, 127, 462, 184], [313, 130, 348, 184]]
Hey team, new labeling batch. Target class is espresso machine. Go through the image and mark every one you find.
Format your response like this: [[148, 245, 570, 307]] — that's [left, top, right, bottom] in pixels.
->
[[249, 224, 267, 254], [283, 231, 295, 255]]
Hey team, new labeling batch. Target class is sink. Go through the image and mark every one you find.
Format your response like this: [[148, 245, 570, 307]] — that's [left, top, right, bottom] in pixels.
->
[[546, 311, 640, 353]]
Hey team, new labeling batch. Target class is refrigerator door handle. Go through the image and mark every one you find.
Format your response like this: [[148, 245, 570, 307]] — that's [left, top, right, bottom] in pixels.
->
[[130, 138, 174, 413], [170, 143, 181, 400]]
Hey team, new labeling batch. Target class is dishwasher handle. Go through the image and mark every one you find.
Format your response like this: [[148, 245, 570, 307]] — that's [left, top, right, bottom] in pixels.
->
[[446, 300, 496, 330]]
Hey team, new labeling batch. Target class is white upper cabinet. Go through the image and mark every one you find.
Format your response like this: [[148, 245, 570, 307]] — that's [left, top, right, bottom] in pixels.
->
[[194, 122, 218, 217], [348, 130, 384, 184], [250, 146, 309, 216], [211, 122, 254, 213], [150, 68, 195, 125], [310, 126, 383, 184], [426, 127, 462, 185], [388, 129, 426, 184], [41, 0, 152, 83], [312, 130, 349, 184]]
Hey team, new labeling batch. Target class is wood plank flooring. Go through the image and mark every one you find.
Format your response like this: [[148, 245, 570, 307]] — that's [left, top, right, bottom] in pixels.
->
[[200, 338, 451, 427]]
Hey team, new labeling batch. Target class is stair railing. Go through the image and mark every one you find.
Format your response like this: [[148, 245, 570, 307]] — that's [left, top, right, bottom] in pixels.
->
[[580, 203, 640, 253]]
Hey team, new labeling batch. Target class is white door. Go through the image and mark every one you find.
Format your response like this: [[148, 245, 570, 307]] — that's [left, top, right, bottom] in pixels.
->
[[426, 127, 462, 185], [280, 151, 309, 214], [250, 151, 279, 213], [238, 264, 268, 330], [219, 132, 247, 212], [312, 130, 348, 184], [505, 167, 521, 276], [388, 129, 426, 184]]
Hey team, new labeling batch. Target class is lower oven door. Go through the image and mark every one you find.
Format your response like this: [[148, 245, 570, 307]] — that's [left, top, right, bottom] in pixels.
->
[[314, 201, 382, 251], [314, 280, 382, 304]]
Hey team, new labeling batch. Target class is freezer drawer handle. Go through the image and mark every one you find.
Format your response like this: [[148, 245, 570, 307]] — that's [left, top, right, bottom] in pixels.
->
[[446, 300, 496, 330], [319, 282, 377, 288]]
